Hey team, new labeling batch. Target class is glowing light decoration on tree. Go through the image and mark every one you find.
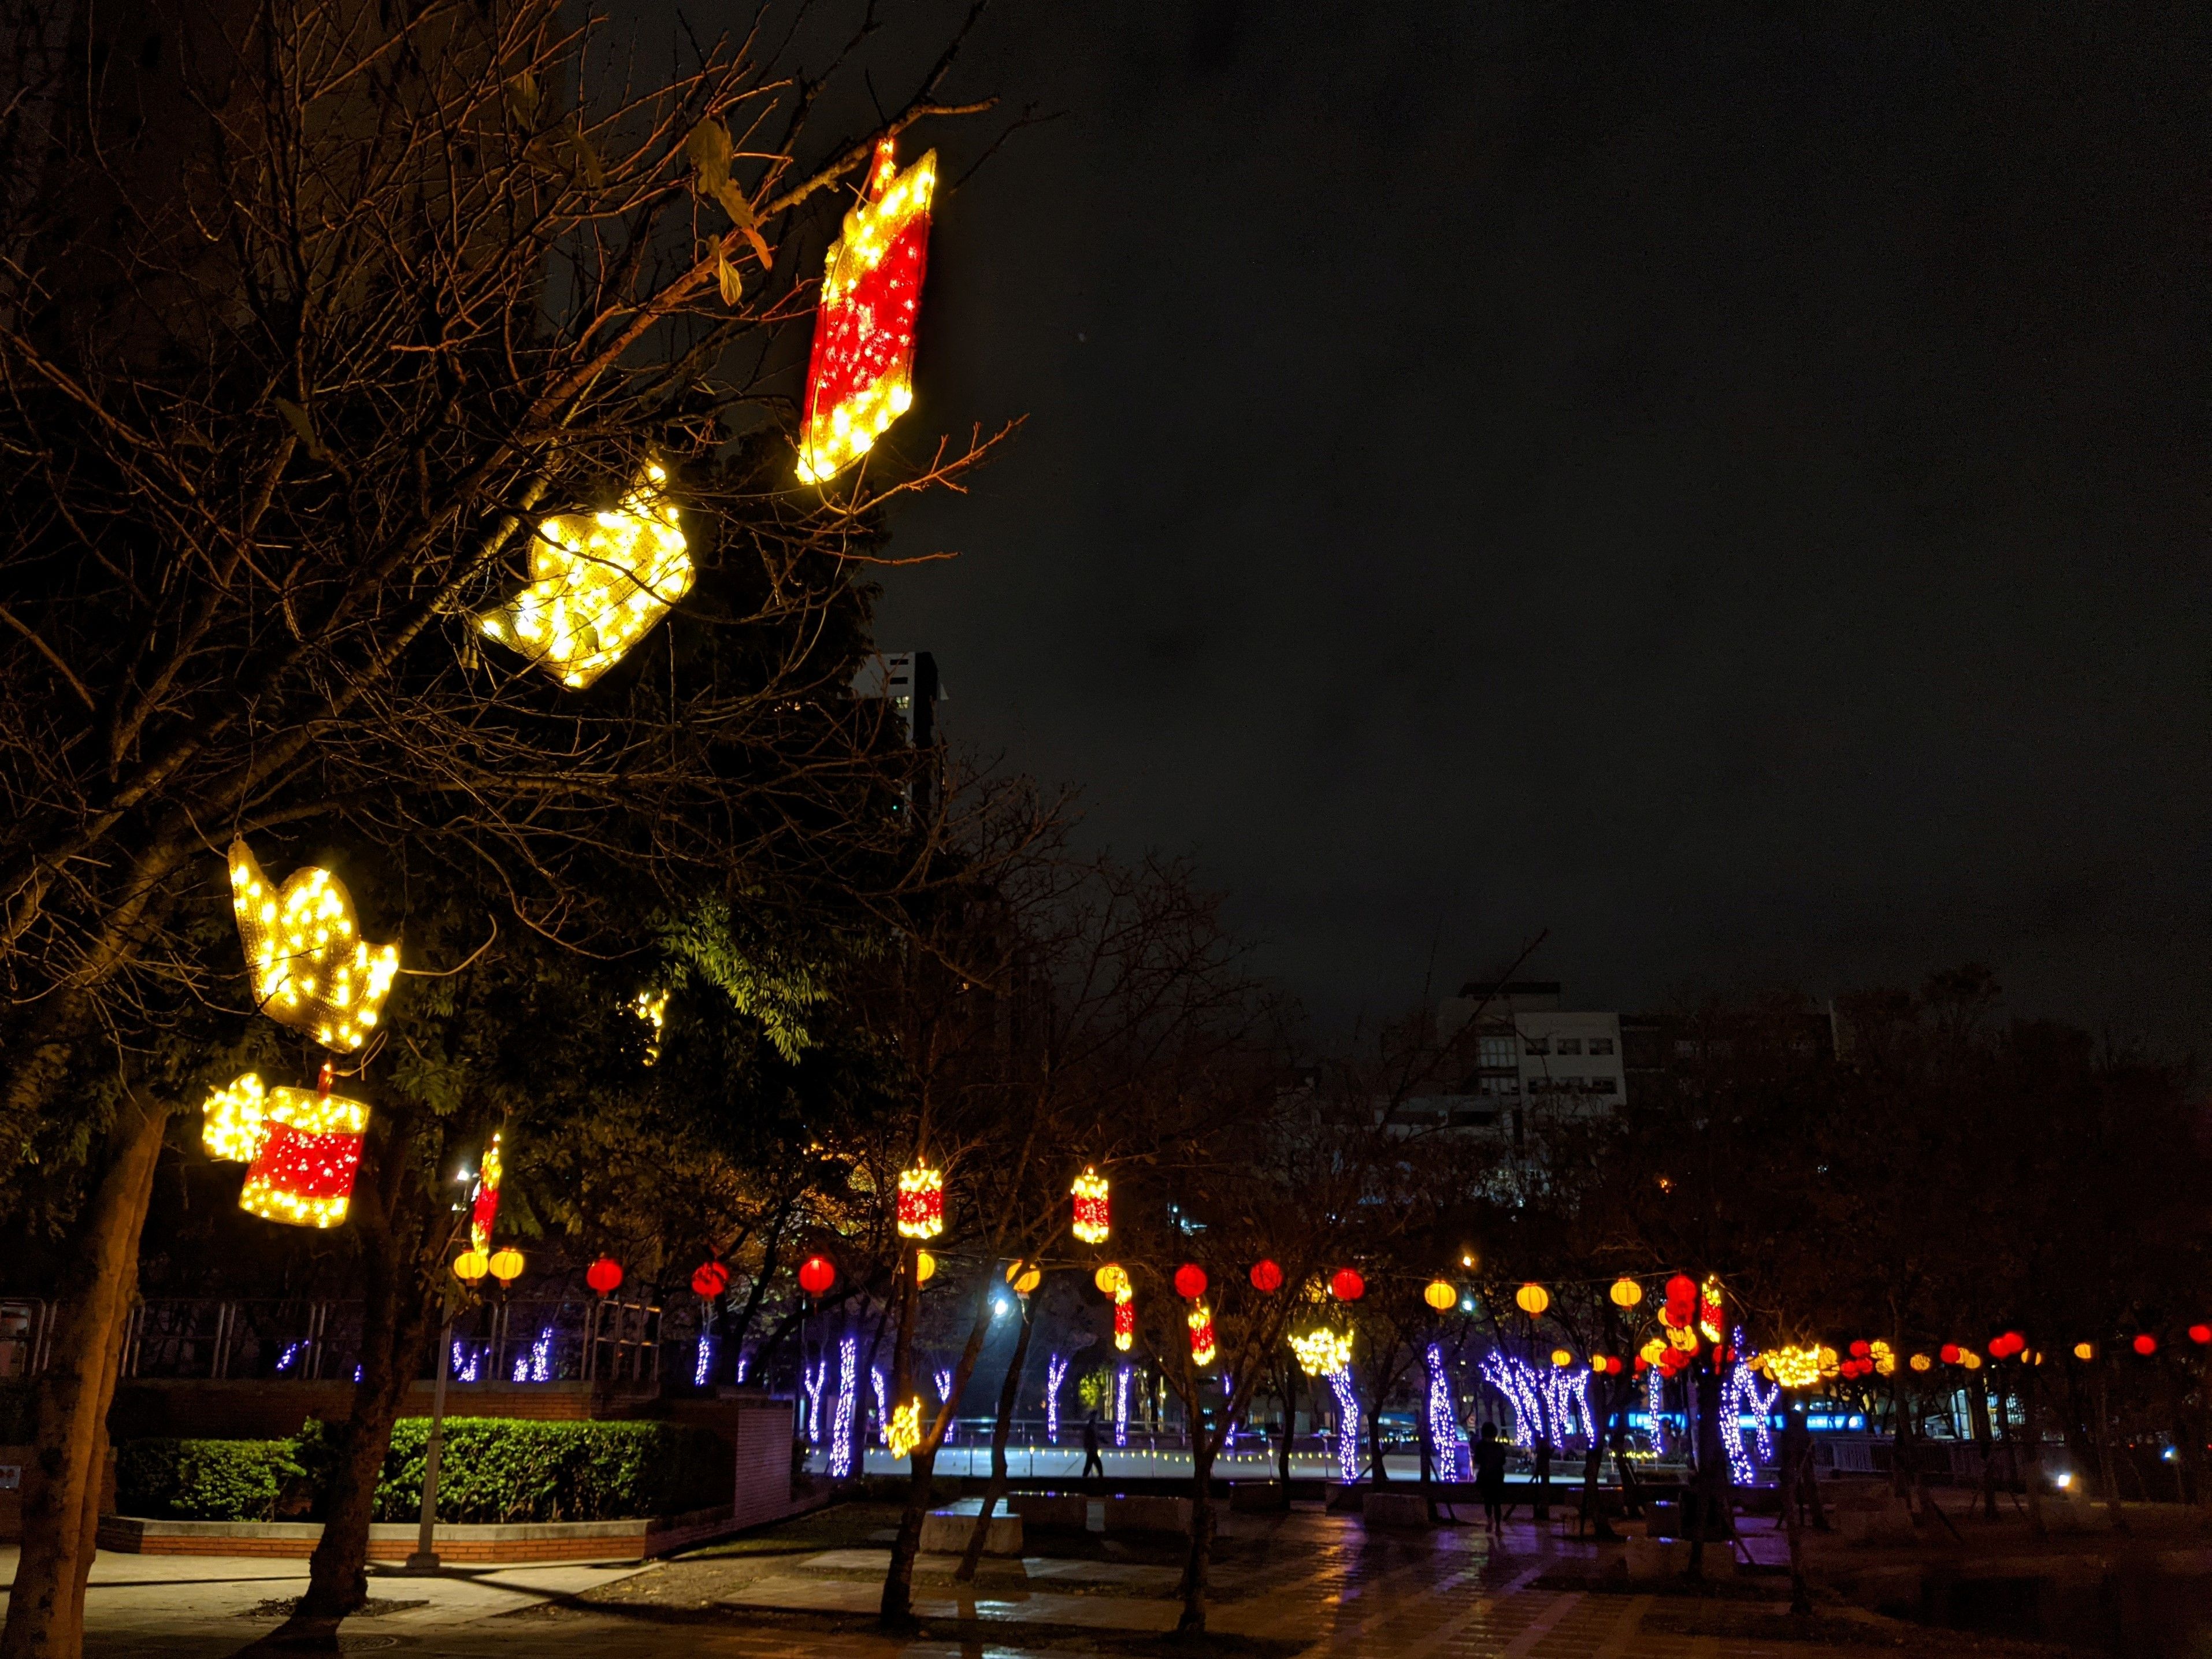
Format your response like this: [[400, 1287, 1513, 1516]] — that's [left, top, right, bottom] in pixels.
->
[[1480, 1351, 1549, 1450], [803, 1360, 827, 1442], [470, 1133, 504, 1254], [693, 1335, 715, 1387], [886, 1396, 923, 1460], [829, 1335, 859, 1477], [1326, 1365, 1361, 1480], [896, 1163, 945, 1239], [229, 843, 400, 1053], [870, 1365, 889, 1445], [1114, 1365, 1132, 1447], [1291, 1327, 1353, 1377], [475, 463, 693, 689], [1187, 1302, 1217, 1367], [796, 139, 937, 484], [1114, 1282, 1136, 1352], [1046, 1353, 1069, 1441], [202, 1079, 370, 1229], [934, 1368, 955, 1442], [1760, 1345, 1836, 1389], [1070, 1167, 1111, 1244], [1698, 1275, 1726, 1343], [1424, 1345, 1461, 1462], [1645, 1364, 1669, 1457]]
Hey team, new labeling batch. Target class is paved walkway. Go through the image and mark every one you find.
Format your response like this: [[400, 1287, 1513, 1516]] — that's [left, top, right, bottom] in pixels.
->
[[3, 1509, 2070, 1658]]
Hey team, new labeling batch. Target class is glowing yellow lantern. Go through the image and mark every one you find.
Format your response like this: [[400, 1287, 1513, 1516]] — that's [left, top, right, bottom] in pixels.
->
[[1960, 1349, 1983, 1371], [896, 1164, 945, 1239], [1609, 1277, 1643, 1309], [202, 1074, 270, 1162], [1187, 1302, 1217, 1367], [476, 463, 693, 688], [1070, 1167, 1111, 1245], [1869, 1339, 1897, 1378], [488, 1246, 525, 1285], [1005, 1260, 1041, 1295], [1095, 1263, 1130, 1296], [453, 1250, 490, 1283], [1291, 1328, 1353, 1377], [886, 1396, 923, 1459], [1515, 1283, 1550, 1317], [1910, 1353, 1933, 1372], [2072, 1342, 2095, 1361], [1550, 1348, 1572, 1369], [914, 1249, 937, 1285], [229, 843, 400, 1053], [1424, 1279, 1457, 1312], [796, 140, 937, 483], [1639, 1337, 1668, 1367]]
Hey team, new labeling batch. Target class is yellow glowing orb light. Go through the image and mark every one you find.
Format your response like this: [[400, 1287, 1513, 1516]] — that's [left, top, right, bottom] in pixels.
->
[[1639, 1337, 1668, 1367], [1960, 1349, 1983, 1371], [1005, 1260, 1041, 1295], [1424, 1279, 1457, 1312], [234, 1089, 372, 1228], [896, 1163, 945, 1240], [1187, 1302, 1218, 1367], [1760, 1345, 1835, 1390], [914, 1249, 937, 1286], [476, 463, 693, 689], [1868, 1338, 1898, 1378], [201, 1073, 270, 1162], [229, 843, 400, 1052], [1070, 1167, 1111, 1245], [1910, 1353, 1933, 1372], [1609, 1277, 1643, 1309], [2073, 1342, 2095, 1361], [886, 1396, 923, 1460], [1515, 1283, 1550, 1317], [1291, 1328, 1353, 1378], [796, 140, 937, 484], [1095, 1263, 1130, 1297], [488, 1246, 525, 1285], [453, 1249, 490, 1283], [1550, 1348, 1573, 1369], [633, 990, 669, 1065]]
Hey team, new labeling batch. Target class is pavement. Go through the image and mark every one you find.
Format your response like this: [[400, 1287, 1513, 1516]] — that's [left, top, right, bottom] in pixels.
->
[[1, 1502, 2098, 1658]]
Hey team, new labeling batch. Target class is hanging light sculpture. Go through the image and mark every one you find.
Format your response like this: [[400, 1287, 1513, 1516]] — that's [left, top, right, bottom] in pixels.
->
[[896, 1163, 945, 1239], [1070, 1167, 1111, 1244], [1291, 1328, 1353, 1377], [796, 139, 937, 483], [1114, 1283, 1136, 1352], [201, 1074, 369, 1229], [229, 843, 399, 1053], [475, 463, 692, 689], [470, 1133, 504, 1254], [1187, 1302, 1216, 1367], [886, 1395, 923, 1460]]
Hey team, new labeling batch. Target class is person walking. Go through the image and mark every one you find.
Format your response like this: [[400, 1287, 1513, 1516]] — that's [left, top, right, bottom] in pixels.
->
[[1081, 1412, 1106, 1480], [1474, 1422, 1509, 1542]]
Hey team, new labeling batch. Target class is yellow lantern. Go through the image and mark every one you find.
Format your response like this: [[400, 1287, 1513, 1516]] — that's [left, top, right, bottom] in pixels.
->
[[452, 1250, 490, 1283], [1639, 1337, 1667, 1367], [1960, 1349, 1983, 1371], [914, 1249, 937, 1285], [1095, 1262, 1130, 1296], [1869, 1339, 1898, 1377], [229, 843, 400, 1053], [1423, 1279, 1456, 1312], [1550, 1348, 1572, 1369], [2072, 1342, 2095, 1362], [1515, 1283, 1550, 1317], [488, 1246, 525, 1285], [1909, 1353, 1933, 1372], [475, 463, 693, 689], [1609, 1277, 1642, 1309], [1005, 1260, 1041, 1295]]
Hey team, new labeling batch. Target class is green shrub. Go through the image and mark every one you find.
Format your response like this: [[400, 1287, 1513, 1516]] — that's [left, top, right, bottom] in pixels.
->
[[369, 1419, 730, 1523], [114, 1438, 305, 1521], [114, 1418, 728, 1524]]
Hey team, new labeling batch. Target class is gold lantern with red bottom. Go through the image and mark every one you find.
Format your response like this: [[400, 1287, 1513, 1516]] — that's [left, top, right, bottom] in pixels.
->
[[897, 1164, 945, 1240], [202, 1082, 370, 1229], [1070, 1167, 1110, 1245]]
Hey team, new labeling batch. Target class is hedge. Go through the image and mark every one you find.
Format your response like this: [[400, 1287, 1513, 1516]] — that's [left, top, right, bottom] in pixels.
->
[[115, 1438, 307, 1521], [116, 1419, 730, 1524]]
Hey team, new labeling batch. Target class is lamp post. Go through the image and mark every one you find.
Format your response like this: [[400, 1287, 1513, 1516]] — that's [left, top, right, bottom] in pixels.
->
[[407, 1246, 508, 1572]]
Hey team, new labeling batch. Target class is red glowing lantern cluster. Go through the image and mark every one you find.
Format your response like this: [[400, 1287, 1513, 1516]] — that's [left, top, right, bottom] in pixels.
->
[[1592, 1354, 1624, 1375], [1329, 1268, 1365, 1302], [2189, 1324, 2212, 1346], [1174, 1264, 1208, 1301], [587, 1256, 623, 1296], [1988, 1331, 2026, 1359], [1939, 1343, 1962, 1365], [691, 1260, 730, 1300], [797, 1255, 836, 1297], [1659, 1274, 1698, 1333], [1249, 1259, 1283, 1293]]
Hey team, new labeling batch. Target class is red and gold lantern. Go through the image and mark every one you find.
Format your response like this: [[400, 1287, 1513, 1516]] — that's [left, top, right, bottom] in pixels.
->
[[1070, 1167, 1111, 1245], [1187, 1302, 1216, 1367], [897, 1163, 945, 1240]]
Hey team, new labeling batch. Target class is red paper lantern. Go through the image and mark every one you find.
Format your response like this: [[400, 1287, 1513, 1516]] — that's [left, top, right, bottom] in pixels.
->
[[1939, 1343, 1961, 1365], [1664, 1274, 1698, 1308], [1174, 1264, 1208, 1301], [797, 1255, 836, 1297], [1849, 1339, 1870, 1359], [1329, 1268, 1366, 1302], [2132, 1333, 2158, 1356], [691, 1260, 730, 1300], [1633, 1355, 1650, 1374], [1249, 1259, 1284, 1293], [1989, 1331, 2025, 1360], [587, 1256, 623, 1296], [2189, 1324, 2211, 1346]]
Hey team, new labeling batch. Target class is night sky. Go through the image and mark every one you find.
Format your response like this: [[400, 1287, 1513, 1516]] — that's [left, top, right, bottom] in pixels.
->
[[858, 6, 2210, 1049]]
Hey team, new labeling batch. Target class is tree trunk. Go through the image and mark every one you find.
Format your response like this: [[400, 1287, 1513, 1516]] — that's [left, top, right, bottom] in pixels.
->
[[1969, 1369, 1998, 1520], [880, 1250, 929, 1628], [2091, 1370, 2130, 1536], [0, 1097, 169, 1659], [1275, 1365, 1294, 1483], [956, 1290, 1035, 1583], [278, 1117, 439, 1638], [1176, 1432, 1216, 1634]]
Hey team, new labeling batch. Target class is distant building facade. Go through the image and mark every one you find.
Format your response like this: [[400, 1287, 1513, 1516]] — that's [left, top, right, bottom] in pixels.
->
[[1393, 979, 1626, 1146]]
